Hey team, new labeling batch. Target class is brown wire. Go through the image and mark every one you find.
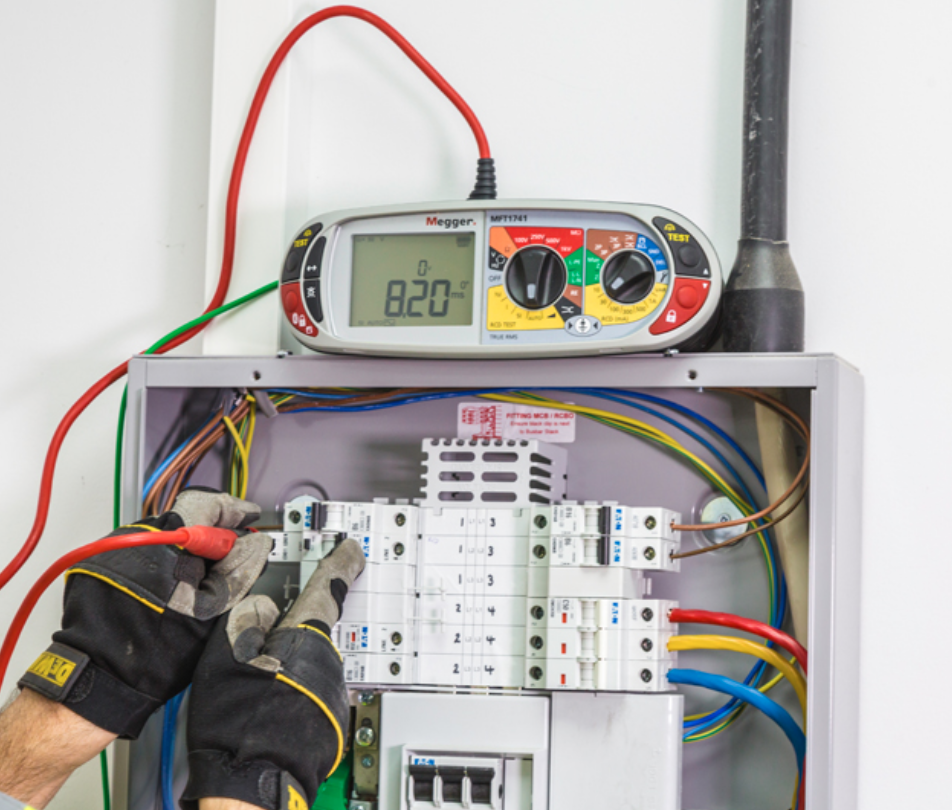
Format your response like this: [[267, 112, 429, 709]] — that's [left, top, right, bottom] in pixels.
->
[[161, 400, 252, 511], [672, 478, 810, 559], [670, 388, 811, 532]]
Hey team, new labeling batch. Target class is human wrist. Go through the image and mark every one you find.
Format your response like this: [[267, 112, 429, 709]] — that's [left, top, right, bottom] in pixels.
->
[[0, 689, 116, 808], [199, 800, 263, 810]]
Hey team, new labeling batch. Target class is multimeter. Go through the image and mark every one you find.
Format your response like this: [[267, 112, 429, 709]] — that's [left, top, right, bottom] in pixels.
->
[[279, 201, 721, 357]]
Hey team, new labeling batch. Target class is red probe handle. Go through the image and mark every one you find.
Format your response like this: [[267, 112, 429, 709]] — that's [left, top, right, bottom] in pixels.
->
[[0, 527, 238, 690], [178, 525, 240, 560]]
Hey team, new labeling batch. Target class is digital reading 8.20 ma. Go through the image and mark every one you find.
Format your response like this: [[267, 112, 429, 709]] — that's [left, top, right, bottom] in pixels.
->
[[350, 233, 475, 327]]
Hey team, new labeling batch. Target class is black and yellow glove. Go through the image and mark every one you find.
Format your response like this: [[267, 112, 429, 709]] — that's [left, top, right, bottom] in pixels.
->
[[18, 488, 269, 739], [181, 538, 365, 810]]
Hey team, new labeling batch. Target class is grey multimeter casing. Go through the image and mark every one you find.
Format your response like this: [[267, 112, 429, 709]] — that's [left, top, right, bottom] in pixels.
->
[[279, 200, 721, 358]]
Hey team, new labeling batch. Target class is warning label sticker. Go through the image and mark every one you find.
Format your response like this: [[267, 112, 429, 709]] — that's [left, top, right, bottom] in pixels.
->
[[458, 402, 576, 443]]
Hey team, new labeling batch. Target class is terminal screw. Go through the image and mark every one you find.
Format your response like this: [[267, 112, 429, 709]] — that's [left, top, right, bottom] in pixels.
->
[[531, 605, 545, 620], [288, 510, 302, 525], [395, 512, 407, 527], [361, 755, 375, 769], [643, 546, 657, 561], [641, 669, 653, 683], [529, 666, 544, 680], [393, 542, 405, 558], [391, 632, 403, 646], [355, 727, 376, 747], [534, 514, 548, 529], [530, 636, 544, 650], [533, 545, 547, 559], [641, 638, 653, 652], [390, 662, 401, 676], [641, 608, 654, 622], [645, 516, 657, 530], [358, 691, 375, 706]]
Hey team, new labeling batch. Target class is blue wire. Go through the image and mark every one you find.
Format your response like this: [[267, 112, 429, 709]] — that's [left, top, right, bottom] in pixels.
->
[[590, 389, 766, 490], [160, 691, 185, 810], [143, 412, 217, 497], [278, 386, 789, 732], [578, 389, 761, 507], [267, 388, 357, 399], [667, 669, 805, 774], [577, 387, 786, 631]]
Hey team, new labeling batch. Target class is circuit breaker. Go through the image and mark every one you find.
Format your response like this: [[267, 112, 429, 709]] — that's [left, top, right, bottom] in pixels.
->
[[119, 353, 863, 810]]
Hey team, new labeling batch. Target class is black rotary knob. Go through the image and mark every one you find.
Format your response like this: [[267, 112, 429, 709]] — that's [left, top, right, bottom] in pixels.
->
[[602, 250, 656, 304], [505, 246, 567, 310]]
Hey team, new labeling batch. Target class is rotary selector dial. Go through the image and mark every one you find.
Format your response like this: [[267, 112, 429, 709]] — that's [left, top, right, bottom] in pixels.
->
[[504, 246, 567, 310], [601, 249, 656, 304]]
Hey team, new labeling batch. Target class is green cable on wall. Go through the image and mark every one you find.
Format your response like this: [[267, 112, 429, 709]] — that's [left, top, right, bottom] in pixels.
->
[[104, 280, 278, 810]]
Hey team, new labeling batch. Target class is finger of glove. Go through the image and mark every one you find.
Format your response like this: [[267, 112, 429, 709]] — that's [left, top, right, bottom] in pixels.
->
[[171, 488, 261, 530], [168, 533, 273, 621], [279, 538, 366, 630], [225, 594, 280, 666]]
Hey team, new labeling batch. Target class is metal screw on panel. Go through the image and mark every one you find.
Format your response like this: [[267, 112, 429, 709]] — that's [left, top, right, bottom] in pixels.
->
[[395, 512, 407, 527], [393, 542, 405, 558], [531, 606, 545, 620], [641, 638, 653, 652], [361, 755, 375, 769], [529, 666, 544, 680], [357, 691, 375, 706], [641, 608, 654, 622], [643, 546, 657, 561], [641, 669, 653, 683], [533, 545, 547, 559], [390, 662, 401, 676], [355, 727, 376, 747], [288, 510, 302, 525], [534, 515, 548, 529], [645, 516, 657, 530], [391, 632, 403, 646], [530, 636, 544, 650]]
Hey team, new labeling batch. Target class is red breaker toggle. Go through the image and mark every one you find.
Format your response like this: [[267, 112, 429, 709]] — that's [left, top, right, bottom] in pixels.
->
[[282, 283, 318, 337], [650, 278, 711, 335]]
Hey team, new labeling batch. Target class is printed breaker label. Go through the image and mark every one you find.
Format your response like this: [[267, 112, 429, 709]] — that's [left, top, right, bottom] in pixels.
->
[[458, 403, 576, 443]]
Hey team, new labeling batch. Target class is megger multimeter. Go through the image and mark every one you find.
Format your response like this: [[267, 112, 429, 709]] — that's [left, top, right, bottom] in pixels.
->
[[279, 201, 721, 357]]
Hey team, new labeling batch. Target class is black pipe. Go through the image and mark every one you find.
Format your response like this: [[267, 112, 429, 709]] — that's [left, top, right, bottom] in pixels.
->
[[722, 0, 804, 352]]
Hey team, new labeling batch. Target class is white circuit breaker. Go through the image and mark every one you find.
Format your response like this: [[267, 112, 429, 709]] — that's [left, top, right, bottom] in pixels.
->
[[275, 439, 682, 693]]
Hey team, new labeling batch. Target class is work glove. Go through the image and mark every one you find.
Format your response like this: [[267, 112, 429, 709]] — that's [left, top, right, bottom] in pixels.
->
[[18, 488, 269, 739], [181, 538, 366, 810]]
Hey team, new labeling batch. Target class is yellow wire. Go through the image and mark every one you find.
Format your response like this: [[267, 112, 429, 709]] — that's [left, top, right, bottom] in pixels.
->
[[480, 392, 673, 444], [244, 398, 258, 461], [222, 416, 249, 500], [669, 635, 807, 720], [481, 393, 751, 511]]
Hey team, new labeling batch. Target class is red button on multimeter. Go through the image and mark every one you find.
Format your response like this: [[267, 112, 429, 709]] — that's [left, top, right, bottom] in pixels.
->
[[649, 278, 711, 335], [282, 284, 318, 337]]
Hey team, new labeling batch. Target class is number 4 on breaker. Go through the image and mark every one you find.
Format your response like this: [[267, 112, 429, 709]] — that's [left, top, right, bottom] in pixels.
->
[[458, 403, 576, 443]]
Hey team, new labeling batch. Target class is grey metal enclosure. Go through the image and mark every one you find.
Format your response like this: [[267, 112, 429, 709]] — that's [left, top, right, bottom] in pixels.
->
[[116, 353, 862, 810]]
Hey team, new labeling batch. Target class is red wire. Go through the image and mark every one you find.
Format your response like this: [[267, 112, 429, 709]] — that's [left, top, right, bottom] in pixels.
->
[[0, 6, 492, 594], [0, 527, 237, 691], [672, 608, 809, 809], [669, 609, 808, 674]]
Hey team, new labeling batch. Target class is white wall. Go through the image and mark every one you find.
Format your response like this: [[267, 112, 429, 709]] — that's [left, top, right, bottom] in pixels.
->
[[0, 1, 949, 809]]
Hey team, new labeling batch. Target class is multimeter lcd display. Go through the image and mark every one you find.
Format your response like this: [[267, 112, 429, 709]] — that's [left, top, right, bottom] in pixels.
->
[[351, 233, 475, 327]]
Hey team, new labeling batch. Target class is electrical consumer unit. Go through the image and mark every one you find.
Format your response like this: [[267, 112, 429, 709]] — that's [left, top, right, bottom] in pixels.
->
[[279, 202, 721, 358], [118, 353, 863, 810]]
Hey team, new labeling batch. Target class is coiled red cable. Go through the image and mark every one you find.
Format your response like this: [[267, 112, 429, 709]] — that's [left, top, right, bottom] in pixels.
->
[[0, 6, 490, 593]]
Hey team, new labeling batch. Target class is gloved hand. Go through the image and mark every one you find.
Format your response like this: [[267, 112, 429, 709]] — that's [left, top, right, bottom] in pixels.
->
[[181, 538, 366, 810], [18, 488, 269, 740]]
